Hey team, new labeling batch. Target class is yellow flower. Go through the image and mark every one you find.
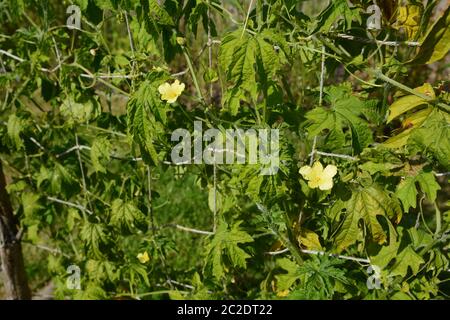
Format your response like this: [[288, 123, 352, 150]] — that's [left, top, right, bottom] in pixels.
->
[[137, 251, 150, 264], [299, 161, 337, 190], [277, 290, 289, 297], [158, 79, 185, 103]]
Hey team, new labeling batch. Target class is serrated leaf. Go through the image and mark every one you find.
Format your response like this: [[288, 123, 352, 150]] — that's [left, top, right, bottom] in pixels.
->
[[110, 199, 146, 234], [408, 110, 450, 169], [334, 185, 402, 252], [60, 96, 99, 124], [7, 114, 24, 149], [382, 127, 413, 149], [127, 79, 167, 165], [396, 176, 418, 211], [219, 28, 286, 113], [314, 0, 361, 32], [393, 5, 422, 40], [305, 86, 373, 153], [80, 222, 109, 258], [416, 171, 440, 203], [22, 192, 41, 219], [370, 221, 399, 269], [204, 222, 253, 280], [390, 246, 424, 277], [90, 137, 111, 173], [219, 30, 257, 95]]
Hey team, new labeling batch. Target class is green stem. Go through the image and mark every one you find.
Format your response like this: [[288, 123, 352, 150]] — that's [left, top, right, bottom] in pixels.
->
[[281, 211, 303, 265], [434, 202, 441, 237], [374, 70, 450, 112], [182, 48, 204, 102]]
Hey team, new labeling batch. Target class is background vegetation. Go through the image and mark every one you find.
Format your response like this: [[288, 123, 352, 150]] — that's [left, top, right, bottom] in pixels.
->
[[0, 0, 449, 299]]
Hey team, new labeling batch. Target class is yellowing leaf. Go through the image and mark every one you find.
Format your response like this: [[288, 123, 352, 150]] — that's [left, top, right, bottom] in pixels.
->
[[413, 6, 450, 64], [401, 107, 432, 129], [382, 127, 413, 149], [393, 5, 422, 40], [387, 83, 435, 123], [298, 229, 323, 250]]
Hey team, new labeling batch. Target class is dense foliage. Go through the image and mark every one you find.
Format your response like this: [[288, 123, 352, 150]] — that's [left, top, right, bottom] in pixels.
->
[[0, 0, 449, 299]]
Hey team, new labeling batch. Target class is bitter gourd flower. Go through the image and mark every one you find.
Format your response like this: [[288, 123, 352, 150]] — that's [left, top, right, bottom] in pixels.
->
[[158, 79, 185, 103], [299, 161, 337, 191], [137, 251, 150, 264]]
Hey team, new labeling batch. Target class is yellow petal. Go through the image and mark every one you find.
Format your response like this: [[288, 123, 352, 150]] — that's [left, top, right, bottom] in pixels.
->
[[311, 161, 324, 175], [171, 80, 185, 96], [318, 178, 333, 191], [158, 83, 171, 96], [308, 179, 321, 189], [277, 290, 289, 297], [299, 165, 312, 179], [323, 164, 337, 179], [137, 251, 150, 264]]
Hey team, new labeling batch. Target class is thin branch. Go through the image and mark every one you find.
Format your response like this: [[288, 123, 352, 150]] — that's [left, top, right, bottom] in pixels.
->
[[166, 280, 195, 290], [435, 172, 450, 177], [29, 137, 46, 151], [213, 162, 217, 233], [309, 136, 317, 166], [313, 150, 358, 161], [173, 224, 215, 236], [47, 196, 93, 215], [319, 45, 326, 106], [147, 166, 155, 234], [56, 145, 91, 158], [0, 49, 25, 63], [266, 247, 370, 264], [334, 33, 420, 47], [265, 248, 289, 255], [241, 0, 255, 38], [75, 133, 92, 215], [22, 241, 70, 258], [79, 73, 138, 79], [124, 11, 135, 56], [170, 69, 189, 77], [155, 223, 214, 236]]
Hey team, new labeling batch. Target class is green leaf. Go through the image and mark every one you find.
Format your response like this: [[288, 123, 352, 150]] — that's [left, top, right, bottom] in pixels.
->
[[90, 137, 111, 173], [60, 96, 99, 124], [80, 222, 109, 258], [408, 110, 450, 169], [276, 258, 302, 291], [219, 28, 287, 113], [370, 222, 399, 269], [314, 0, 361, 32], [396, 176, 418, 211], [219, 30, 257, 95], [416, 170, 440, 203], [413, 6, 450, 64], [110, 199, 146, 234], [390, 246, 424, 277], [22, 192, 41, 219], [305, 86, 373, 153], [7, 114, 24, 149], [127, 79, 167, 165], [334, 185, 402, 252], [204, 222, 253, 280]]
